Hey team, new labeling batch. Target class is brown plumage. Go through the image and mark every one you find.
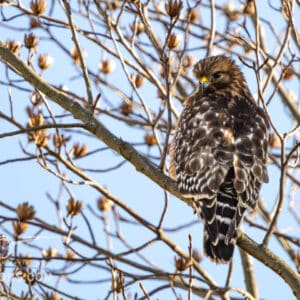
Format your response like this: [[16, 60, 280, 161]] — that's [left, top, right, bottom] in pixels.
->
[[170, 55, 269, 263]]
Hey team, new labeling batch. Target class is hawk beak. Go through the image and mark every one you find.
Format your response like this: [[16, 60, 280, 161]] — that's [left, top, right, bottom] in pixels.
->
[[200, 76, 209, 89]]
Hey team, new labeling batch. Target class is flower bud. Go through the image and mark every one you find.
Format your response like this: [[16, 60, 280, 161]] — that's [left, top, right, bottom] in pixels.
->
[[42, 247, 58, 261], [243, 0, 255, 15], [188, 8, 200, 23], [13, 221, 28, 236], [165, 0, 183, 19], [222, 2, 241, 21], [70, 47, 87, 66], [53, 134, 69, 148], [108, 0, 120, 10], [30, 0, 47, 16], [72, 143, 88, 158], [99, 59, 116, 74], [144, 133, 157, 146], [167, 33, 181, 49], [24, 33, 39, 51], [131, 74, 145, 88], [66, 198, 83, 217], [5, 40, 21, 54], [28, 113, 44, 127], [97, 197, 113, 212], [120, 102, 133, 116], [269, 133, 281, 148], [16, 202, 36, 222], [34, 131, 49, 147], [30, 91, 43, 106], [174, 256, 192, 271], [38, 54, 53, 70], [30, 17, 40, 28], [282, 67, 295, 80], [131, 22, 145, 35]]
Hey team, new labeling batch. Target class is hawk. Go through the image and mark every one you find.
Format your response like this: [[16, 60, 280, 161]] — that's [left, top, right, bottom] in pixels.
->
[[170, 55, 269, 263]]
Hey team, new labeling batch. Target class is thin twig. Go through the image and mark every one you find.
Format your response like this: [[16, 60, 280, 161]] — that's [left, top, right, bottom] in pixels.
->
[[62, 0, 94, 108]]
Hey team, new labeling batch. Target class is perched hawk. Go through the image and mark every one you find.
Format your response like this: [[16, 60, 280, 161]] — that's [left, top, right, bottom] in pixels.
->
[[170, 55, 269, 263]]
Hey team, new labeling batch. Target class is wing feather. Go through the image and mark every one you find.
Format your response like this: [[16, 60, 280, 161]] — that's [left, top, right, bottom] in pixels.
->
[[172, 96, 232, 199], [233, 109, 269, 209]]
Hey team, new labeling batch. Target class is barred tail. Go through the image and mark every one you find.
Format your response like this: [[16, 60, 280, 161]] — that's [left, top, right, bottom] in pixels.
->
[[201, 168, 246, 263]]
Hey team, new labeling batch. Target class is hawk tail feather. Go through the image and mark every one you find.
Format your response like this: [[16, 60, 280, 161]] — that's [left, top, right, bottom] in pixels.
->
[[202, 168, 246, 263]]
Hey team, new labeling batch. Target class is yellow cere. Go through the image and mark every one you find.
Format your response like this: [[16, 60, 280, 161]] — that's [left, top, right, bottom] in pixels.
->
[[200, 76, 208, 83]]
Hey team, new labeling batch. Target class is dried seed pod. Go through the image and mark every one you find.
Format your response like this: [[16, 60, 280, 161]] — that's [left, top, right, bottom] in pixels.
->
[[28, 113, 44, 128], [269, 133, 281, 148], [13, 221, 28, 236], [165, 0, 183, 18], [131, 21, 145, 35], [135, 74, 145, 88], [174, 256, 192, 271], [131, 74, 145, 88], [99, 59, 116, 74], [70, 47, 87, 66], [24, 33, 39, 51], [66, 198, 83, 217], [64, 249, 77, 260], [37, 54, 53, 70], [108, 0, 120, 10], [5, 40, 21, 54], [167, 33, 181, 49], [43, 292, 60, 300], [30, 17, 40, 28], [30, 91, 43, 106], [222, 2, 241, 21], [120, 102, 133, 116], [14, 254, 32, 268], [144, 133, 157, 146], [188, 8, 200, 23], [27, 114, 49, 147], [243, 0, 255, 15], [52, 133, 69, 148], [70, 47, 80, 65], [34, 130, 49, 148], [30, 0, 47, 16], [16, 202, 36, 222], [72, 143, 88, 158], [244, 44, 254, 53], [97, 197, 113, 212], [282, 67, 295, 80], [42, 247, 58, 261]]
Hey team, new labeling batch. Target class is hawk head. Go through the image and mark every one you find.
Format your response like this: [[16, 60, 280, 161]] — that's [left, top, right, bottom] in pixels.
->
[[193, 55, 249, 96]]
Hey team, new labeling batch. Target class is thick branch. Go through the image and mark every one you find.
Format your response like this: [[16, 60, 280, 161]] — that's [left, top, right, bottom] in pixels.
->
[[237, 231, 300, 299]]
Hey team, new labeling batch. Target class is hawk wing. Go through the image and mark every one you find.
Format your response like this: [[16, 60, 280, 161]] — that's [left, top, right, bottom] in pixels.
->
[[170, 95, 233, 200], [233, 107, 269, 209]]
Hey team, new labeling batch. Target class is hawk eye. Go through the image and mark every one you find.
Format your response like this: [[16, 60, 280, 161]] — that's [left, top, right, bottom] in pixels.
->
[[213, 72, 222, 79]]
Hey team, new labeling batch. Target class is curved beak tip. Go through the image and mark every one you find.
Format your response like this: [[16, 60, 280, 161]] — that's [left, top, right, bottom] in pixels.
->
[[200, 76, 209, 89]]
